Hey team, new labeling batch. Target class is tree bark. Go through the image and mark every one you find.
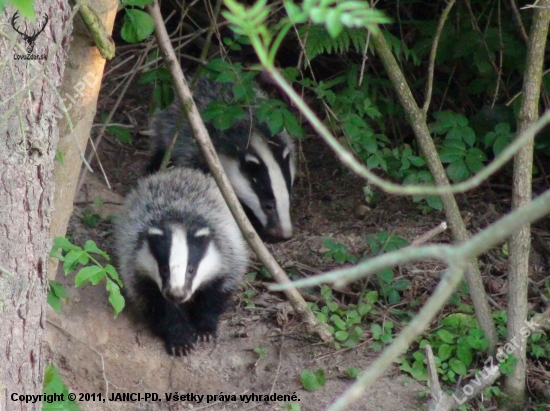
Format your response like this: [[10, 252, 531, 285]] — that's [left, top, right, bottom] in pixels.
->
[[0, 2, 72, 410], [504, 2, 550, 409], [47, 0, 118, 280]]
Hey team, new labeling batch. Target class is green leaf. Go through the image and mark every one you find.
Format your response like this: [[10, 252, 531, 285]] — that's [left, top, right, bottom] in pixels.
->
[[203, 102, 246, 130], [347, 367, 360, 378], [493, 135, 512, 156], [74, 265, 105, 287], [446, 161, 470, 182], [9, 0, 35, 19], [121, 9, 155, 43], [371, 323, 382, 339], [383, 235, 409, 252], [49, 280, 66, 298], [105, 264, 123, 287], [439, 147, 464, 163], [300, 369, 325, 392], [449, 358, 467, 375], [330, 314, 346, 330], [437, 329, 456, 343], [205, 58, 234, 73], [106, 278, 125, 317], [84, 240, 109, 258], [106, 125, 131, 143], [120, 0, 153, 5], [55, 150, 64, 165], [138, 67, 173, 84], [282, 109, 303, 137], [456, 344, 473, 367], [426, 195, 443, 210], [364, 290, 378, 303], [388, 289, 401, 304], [499, 356, 517, 376], [392, 278, 411, 291], [47, 285, 63, 312], [62, 250, 89, 274], [358, 303, 371, 316], [335, 330, 349, 341], [51, 236, 80, 253], [438, 344, 453, 361], [43, 365, 82, 410], [377, 267, 394, 284]]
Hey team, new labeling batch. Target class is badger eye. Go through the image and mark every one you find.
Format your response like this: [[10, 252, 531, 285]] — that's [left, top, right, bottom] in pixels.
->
[[159, 266, 170, 279], [264, 199, 276, 211]]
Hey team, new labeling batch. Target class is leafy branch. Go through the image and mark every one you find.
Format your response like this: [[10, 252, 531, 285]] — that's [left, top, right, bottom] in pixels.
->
[[49, 237, 125, 317]]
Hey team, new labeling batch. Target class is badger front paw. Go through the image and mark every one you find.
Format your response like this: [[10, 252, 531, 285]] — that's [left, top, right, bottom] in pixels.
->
[[165, 334, 195, 356]]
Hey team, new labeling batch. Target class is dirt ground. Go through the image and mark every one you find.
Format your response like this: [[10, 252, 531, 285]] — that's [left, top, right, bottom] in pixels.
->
[[43, 50, 550, 411]]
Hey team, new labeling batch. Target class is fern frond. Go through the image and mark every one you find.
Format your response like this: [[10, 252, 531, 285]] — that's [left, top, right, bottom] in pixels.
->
[[298, 25, 367, 61]]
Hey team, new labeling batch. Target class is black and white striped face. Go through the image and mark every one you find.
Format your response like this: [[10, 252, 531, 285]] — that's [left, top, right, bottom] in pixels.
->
[[219, 131, 296, 242], [137, 222, 222, 304]]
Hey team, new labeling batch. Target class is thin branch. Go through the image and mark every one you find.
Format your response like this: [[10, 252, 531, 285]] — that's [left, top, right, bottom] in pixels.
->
[[423, 0, 456, 114]]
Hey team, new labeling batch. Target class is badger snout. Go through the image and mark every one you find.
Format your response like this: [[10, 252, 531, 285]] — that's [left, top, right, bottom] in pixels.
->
[[164, 288, 193, 305], [265, 226, 293, 242]]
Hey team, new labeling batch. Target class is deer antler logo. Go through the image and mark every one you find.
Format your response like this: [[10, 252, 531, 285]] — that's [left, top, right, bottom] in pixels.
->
[[11, 11, 49, 54]]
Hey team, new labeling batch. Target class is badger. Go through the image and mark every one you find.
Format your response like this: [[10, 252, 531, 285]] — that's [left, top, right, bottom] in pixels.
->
[[148, 76, 297, 242], [115, 167, 249, 356]]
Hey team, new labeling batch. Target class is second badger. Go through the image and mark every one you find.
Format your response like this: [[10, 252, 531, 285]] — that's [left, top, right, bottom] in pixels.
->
[[115, 167, 249, 355], [148, 77, 297, 242]]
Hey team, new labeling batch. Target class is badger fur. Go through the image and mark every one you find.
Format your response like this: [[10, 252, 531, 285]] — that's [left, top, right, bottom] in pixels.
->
[[148, 76, 297, 242], [115, 167, 249, 356]]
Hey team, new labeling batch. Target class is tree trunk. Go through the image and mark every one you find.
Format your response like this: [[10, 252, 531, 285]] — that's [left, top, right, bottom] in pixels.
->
[[505, 2, 550, 409], [369, 24, 498, 351], [0, 2, 72, 410]]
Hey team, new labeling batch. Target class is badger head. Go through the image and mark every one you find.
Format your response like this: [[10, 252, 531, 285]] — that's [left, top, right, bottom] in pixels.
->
[[136, 220, 222, 304], [219, 130, 296, 242]]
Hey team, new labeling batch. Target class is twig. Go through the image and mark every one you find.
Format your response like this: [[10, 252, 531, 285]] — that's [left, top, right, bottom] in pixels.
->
[[47, 320, 113, 408], [146, 0, 332, 343], [270, 330, 284, 396], [411, 222, 448, 246], [423, 0, 456, 114], [75, 40, 154, 193]]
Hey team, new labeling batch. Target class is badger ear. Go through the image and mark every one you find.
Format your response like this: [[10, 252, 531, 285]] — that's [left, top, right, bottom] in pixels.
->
[[148, 227, 164, 236], [244, 153, 261, 165], [194, 227, 210, 237]]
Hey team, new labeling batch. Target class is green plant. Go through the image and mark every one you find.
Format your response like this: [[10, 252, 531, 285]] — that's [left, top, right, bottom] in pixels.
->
[[253, 347, 268, 361], [396, 313, 489, 383], [47, 280, 67, 313], [346, 367, 360, 379], [284, 403, 301, 411], [370, 321, 394, 350], [80, 209, 101, 228], [322, 238, 357, 264], [365, 231, 411, 303], [119, 0, 155, 44], [300, 369, 326, 392], [199, 59, 303, 138], [139, 64, 175, 112], [431, 111, 488, 183], [49, 237, 125, 317], [43, 364, 81, 410], [308, 286, 379, 349]]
